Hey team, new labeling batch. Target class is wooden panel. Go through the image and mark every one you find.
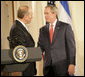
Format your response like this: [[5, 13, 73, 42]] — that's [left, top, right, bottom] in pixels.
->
[[1, 1, 22, 76]]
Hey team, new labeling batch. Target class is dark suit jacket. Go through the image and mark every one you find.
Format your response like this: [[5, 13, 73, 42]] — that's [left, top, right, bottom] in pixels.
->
[[38, 20, 76, 75], [8, 20, 36, 76]]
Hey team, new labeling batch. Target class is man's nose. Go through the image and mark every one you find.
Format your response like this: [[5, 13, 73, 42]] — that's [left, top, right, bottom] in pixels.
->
[[44, 14, 46, 17], [29, 14, 32, 19], [45, 15, 48, 18], [30, 15, 32, 19]]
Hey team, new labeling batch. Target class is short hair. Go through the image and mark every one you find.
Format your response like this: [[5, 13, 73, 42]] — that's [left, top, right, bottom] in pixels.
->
[[17, 6, 29, 19], [45, 5, 58, 19]]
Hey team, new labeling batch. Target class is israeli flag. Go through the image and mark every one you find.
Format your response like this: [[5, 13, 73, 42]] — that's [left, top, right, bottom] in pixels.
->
[[58, 1, 72, 26]]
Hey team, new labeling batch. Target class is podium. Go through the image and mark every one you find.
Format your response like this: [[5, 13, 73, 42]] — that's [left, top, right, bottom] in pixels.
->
[[1, 46, 42, 73]]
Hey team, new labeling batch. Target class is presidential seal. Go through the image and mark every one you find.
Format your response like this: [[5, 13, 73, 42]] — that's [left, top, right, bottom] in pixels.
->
[[13, 45, 28, 62]]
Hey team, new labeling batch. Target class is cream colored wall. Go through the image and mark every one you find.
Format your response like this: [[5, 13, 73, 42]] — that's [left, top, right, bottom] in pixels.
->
[[1, 1, 13, 49], [69, 1, 84, 76], [1, 1, 84, 76]]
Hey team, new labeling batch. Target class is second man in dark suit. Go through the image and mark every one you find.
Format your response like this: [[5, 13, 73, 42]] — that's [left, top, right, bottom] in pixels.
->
[[38, 5, 76, 76]]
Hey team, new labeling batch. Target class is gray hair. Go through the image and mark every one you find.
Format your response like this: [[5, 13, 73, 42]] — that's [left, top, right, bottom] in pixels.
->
[[45, 5, 58, 18], [17, 6, 29, 19]]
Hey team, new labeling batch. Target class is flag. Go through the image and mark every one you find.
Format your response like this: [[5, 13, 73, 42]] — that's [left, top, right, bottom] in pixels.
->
[[57, 1, 72, 26], [47, 1, 55, 6]]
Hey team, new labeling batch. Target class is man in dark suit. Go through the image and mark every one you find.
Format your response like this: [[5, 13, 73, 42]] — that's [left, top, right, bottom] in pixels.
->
[[8, 6, 36, 76], [38, 5, 76, 76]]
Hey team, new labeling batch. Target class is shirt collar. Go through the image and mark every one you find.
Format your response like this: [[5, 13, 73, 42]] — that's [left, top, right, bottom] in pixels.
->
[[50, 19, 57, 26], [53, 19, 57, 26], [49, 19, 57, 32]]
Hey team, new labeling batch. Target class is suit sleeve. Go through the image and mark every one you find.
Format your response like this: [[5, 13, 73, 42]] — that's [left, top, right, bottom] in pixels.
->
[[65, 25, 76, 65], [38, 28, 45, 53]]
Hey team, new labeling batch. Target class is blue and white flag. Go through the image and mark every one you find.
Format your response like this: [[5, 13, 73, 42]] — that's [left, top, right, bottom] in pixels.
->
[[57, 1, 72, 26]]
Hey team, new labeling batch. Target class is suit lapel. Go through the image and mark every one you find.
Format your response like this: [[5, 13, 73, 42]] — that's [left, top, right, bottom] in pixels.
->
[[45, 24, 51, 44], [45, 21, 61, 45], [16, 20, 33, 39], [52, 20, 61, 44]]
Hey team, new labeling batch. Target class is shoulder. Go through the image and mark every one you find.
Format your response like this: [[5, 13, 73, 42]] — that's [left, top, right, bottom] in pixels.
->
[[57, 21, 72, 30], [10, 20, 22, 33], [58, 21, 70, 27], [59, 21, 73, 34], [40, 25, 47, 29], [39, 25, 47, 32]]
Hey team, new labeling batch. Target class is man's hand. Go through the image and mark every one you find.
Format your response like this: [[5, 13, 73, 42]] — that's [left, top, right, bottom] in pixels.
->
[[68, 64, 75, 75]]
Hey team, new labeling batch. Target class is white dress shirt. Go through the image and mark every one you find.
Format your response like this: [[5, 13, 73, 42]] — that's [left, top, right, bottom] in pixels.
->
[[49, 19, 57, 32]]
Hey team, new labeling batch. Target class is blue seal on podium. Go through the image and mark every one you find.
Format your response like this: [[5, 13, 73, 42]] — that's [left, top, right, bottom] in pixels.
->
[[13, 45, 28, 63]]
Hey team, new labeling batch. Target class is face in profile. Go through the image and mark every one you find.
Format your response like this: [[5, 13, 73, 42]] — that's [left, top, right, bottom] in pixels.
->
[[25, 8, 33, 24]]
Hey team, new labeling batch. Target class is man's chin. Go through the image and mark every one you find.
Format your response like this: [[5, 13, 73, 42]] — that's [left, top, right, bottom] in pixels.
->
[[27, 21, 31, 24], [46, 20, 50, 23]]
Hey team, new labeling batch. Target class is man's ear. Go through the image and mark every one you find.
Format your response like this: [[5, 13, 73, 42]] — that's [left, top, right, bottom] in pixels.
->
[[53, 12, 57, 18], [23, 15, 27, 20], [24, 15, 26, 18]]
